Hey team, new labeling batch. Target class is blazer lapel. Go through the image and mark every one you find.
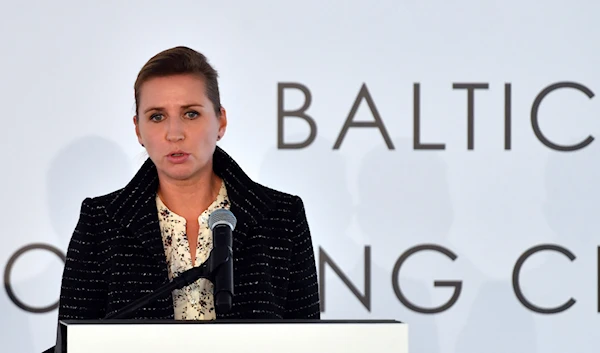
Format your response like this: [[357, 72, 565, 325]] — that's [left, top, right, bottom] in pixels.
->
[[213, 147, 275, 253], [103, 148, 275, 268], [105, 158, 166, 266]]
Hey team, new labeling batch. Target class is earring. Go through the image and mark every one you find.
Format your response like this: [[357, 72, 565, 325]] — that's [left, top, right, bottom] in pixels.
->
[[141, 143, 145, 147], [217, 135, 221, 141]]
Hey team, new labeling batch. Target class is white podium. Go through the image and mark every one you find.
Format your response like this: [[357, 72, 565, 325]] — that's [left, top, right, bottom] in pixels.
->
[[54, 319, 408, 353]]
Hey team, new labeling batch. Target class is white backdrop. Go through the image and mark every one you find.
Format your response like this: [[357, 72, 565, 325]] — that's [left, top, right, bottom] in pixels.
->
[[1, 1, 599, 352]]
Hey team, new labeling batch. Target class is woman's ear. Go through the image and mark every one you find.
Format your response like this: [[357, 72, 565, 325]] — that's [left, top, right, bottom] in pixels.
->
[[133, 115, 143, 146], [217, 107, 228, 140]]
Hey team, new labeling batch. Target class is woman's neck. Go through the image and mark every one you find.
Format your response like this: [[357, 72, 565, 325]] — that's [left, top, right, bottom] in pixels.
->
[[157, 171, 223, 219]]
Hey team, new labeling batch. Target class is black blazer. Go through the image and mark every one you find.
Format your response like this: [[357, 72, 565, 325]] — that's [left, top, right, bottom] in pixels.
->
[[57, 146, 320, 322]]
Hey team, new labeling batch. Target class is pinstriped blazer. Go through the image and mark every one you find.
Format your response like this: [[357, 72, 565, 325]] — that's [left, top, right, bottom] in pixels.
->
[[57, 146, 320, 322]]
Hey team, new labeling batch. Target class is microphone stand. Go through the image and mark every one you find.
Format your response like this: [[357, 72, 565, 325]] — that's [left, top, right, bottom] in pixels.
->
[[44, 245, 231, 353], [105, 245, 231, 319]]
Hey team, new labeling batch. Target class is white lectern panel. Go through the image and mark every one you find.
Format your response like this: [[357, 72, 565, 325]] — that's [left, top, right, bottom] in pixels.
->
[[63, 320, 407, 353]]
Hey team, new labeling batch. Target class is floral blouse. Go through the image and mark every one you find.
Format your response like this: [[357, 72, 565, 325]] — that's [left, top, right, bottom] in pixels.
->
[[155, 181, 230, 320]]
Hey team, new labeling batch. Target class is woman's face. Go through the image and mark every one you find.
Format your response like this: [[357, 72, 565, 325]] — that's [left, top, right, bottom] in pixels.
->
[[134, 73, 227, 184]]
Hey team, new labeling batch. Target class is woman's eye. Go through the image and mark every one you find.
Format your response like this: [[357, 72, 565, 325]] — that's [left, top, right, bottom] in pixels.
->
[[185, 111, 199, 119], [150, 114, 164, 122]]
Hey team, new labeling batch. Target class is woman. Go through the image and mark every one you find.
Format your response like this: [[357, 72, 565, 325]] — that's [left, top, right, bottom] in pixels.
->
[[56, 46, 320, 322]]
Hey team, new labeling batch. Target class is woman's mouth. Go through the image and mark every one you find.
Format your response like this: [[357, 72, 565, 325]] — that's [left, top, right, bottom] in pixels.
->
[[166, 152, 189, 163]]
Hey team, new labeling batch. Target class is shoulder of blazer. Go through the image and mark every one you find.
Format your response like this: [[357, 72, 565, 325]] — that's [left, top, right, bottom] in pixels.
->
[[253, 183, 308, 223], [84, 147, 307, 243]]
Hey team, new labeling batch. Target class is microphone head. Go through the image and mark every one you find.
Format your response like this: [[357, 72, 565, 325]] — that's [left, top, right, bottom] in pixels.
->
[[208, 208, 237, 231]]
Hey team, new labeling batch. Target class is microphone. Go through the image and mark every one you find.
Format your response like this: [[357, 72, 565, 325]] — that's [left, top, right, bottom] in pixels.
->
[[208, 208, 237, 314]]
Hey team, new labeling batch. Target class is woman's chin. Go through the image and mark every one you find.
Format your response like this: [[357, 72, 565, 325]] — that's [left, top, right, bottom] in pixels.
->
[[159, 165, 199, 181]]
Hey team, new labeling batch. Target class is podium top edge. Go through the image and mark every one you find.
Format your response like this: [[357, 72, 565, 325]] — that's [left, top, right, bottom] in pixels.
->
[[60, 319, 403, 325]]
